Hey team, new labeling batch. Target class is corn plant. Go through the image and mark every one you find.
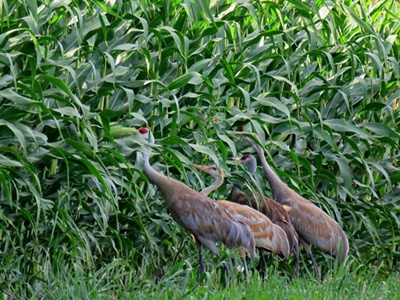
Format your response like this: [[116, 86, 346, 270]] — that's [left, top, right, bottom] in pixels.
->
[[0, 0, 399, 296]]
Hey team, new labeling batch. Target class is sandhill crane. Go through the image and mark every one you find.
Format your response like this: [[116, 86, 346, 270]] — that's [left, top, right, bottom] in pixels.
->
[[241, 134, 349, 277], [133, 127, 256, 282], [191, 163, 290, 278], [229, 154, 300, 277]]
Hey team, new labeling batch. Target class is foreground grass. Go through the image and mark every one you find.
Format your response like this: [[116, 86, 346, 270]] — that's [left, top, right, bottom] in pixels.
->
[[9, 258, 399, 300]]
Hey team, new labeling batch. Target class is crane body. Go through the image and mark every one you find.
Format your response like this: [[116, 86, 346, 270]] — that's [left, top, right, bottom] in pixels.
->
[[191, 163, 290, 278], [241, 134, 349, 276], [134, 128, 256, 282], [229, 154, 300, 276]]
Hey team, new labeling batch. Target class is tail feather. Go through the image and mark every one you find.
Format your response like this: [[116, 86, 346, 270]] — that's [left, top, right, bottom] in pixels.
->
[[272, 224, 290, 259], [335, 227, 349, 263], [225, 220, 256, 259], [278, 221, 299, 255], [230, 190, 298, 258]]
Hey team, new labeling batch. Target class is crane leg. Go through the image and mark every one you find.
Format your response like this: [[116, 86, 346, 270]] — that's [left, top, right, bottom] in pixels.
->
[[195, 238, 231, 282], [241, 248, 249, 280], [195, 239, 205, 282], [300, 239, 320, 279], [309, 252, 320, 279], [221, 261, 231, 282], [256, 249, 266, 280], [292, 252, 300, 278], [292, 243, 300, 278]]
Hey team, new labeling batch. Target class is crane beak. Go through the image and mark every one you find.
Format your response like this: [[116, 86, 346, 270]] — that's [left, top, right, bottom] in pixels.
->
[[190, 163, 208, 172], [240, 133, 259, 141], [190, 164, 224, 178], [240, 133, 263, 150]]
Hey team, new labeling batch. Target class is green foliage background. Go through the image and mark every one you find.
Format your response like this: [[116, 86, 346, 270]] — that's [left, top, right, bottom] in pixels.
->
[[0, 0, 399, 295]]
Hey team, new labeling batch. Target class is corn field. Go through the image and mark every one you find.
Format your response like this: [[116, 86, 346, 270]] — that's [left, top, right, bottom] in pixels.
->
[[0, 0, 399, 297]]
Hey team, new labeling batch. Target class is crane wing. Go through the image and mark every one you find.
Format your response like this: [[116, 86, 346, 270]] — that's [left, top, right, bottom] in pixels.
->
[[166, 192, 256, 258], [217, 200, 290, 258], [230, 189, 298, 256], [284, 191, 349, 260]]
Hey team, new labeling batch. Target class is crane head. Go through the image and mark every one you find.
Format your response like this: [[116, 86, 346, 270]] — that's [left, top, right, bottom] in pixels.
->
[[191, 164, 224, 181], [238, 154, 254, 162], [133, 127, 155, 144], [234, 154, 257, 174]]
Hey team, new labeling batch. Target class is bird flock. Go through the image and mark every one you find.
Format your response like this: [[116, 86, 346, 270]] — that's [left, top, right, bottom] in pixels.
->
[[134, 127, 349, 282]]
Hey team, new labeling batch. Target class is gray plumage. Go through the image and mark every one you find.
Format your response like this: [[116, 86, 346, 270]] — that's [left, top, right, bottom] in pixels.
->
[[229, 154, 300, 276], [241, 134, 349, 277], [134, 128, 256, 281]]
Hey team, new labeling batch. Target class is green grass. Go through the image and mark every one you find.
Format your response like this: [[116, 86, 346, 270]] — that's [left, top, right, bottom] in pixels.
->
[[7, 258, 399, 299]]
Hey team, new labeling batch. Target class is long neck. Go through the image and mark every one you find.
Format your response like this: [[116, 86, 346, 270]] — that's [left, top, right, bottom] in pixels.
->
[[229, 184, 244, 200], [142, 152, 166, 189], [245, 157, 257, 177], [200, 174, 223, 196], [229, 171, 248, 202], [229, 160, 253, 198], [142, 151, 188, 201], [253, 144, 287, 201]]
